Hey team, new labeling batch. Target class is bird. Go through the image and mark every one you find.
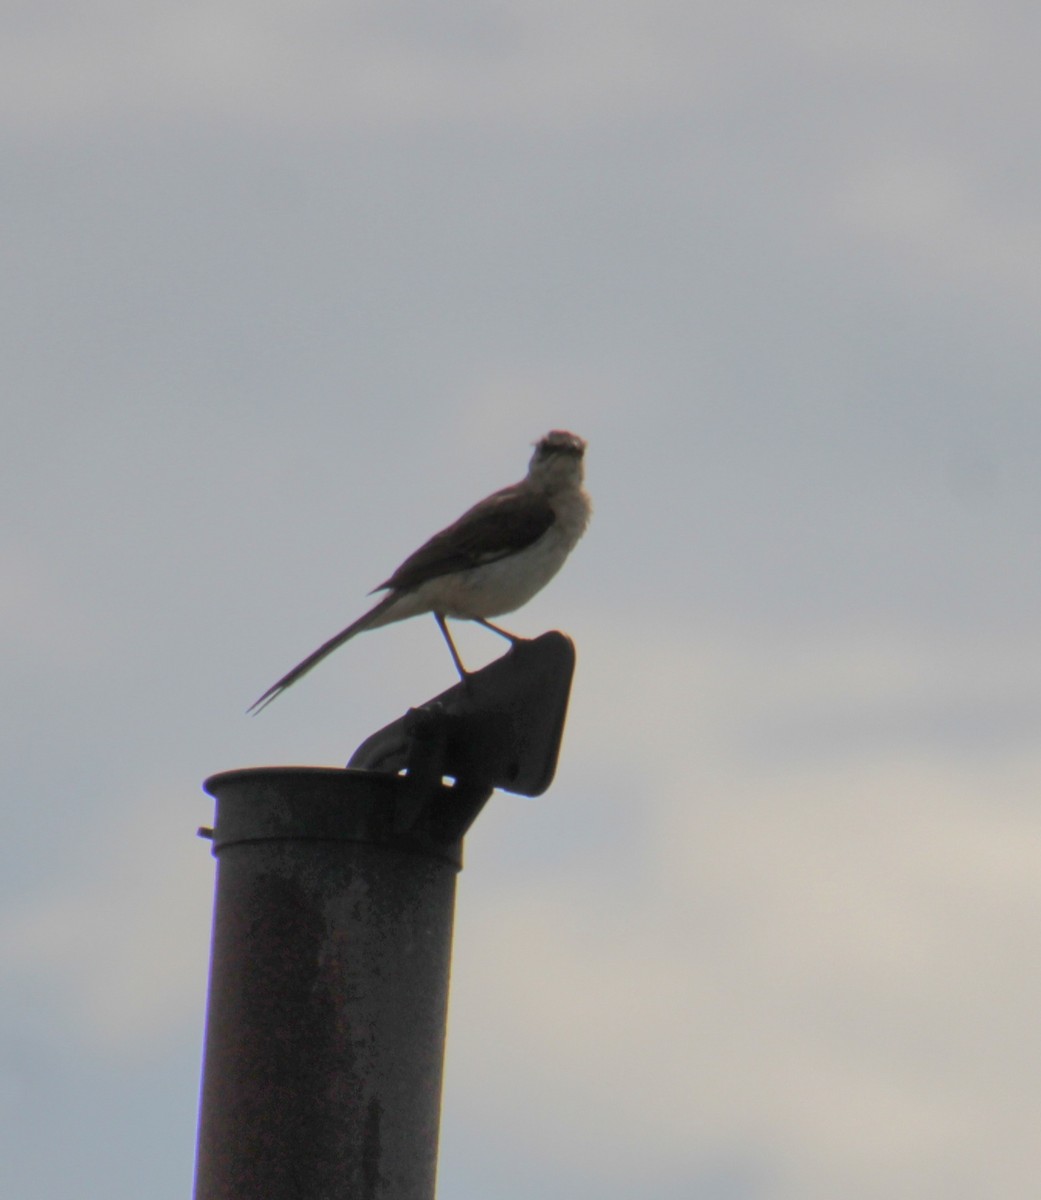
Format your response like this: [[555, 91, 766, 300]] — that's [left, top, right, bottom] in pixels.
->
[[248, 430, 590, 713]]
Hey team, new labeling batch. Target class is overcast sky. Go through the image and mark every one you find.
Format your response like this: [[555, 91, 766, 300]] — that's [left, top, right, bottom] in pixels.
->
[[3, 3, 1041, 1198]]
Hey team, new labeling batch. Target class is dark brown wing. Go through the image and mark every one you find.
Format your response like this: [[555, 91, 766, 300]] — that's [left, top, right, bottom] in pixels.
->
[[376, 483, 555, 593]]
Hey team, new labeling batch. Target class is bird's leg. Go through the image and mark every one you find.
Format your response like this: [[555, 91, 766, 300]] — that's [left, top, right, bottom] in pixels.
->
[[474, 617, 524, 644], [434, 613, 470, 682]]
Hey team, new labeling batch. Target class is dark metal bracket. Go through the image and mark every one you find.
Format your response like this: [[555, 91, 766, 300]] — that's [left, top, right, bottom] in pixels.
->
[[347, 630, 576, 840]]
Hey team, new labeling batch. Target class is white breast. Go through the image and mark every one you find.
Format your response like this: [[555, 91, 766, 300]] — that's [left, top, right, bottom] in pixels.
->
[[413, 484, 590, 620]]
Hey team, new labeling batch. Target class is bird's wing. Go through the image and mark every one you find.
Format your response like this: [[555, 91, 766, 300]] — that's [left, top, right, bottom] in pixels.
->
[[376, 484, 555, 593]]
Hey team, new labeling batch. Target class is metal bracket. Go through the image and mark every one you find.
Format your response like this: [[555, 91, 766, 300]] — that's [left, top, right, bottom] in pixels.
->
[[348, 630, 577, 815]]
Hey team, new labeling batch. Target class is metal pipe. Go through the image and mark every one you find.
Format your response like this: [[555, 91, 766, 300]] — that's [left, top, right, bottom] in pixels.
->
[[194, 633, 577, 1199], [194, 766, 463, 1200]]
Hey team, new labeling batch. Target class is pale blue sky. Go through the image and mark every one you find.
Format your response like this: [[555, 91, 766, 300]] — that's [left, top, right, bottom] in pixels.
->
[[3, 4, 1041, 1198]]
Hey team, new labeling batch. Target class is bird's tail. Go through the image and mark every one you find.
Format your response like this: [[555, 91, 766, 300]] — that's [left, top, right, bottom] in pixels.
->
[[247, 592, 401, 714]]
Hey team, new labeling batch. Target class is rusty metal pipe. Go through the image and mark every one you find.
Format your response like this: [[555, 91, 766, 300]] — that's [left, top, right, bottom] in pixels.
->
[[194, 767, 462, 1200]]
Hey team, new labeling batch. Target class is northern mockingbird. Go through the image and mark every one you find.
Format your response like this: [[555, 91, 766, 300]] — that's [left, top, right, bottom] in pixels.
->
[[248, 430, 590, 713]]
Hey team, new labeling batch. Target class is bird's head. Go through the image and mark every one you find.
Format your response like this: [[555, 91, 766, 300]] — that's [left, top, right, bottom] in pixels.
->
[[528, 430, 586, 491]]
